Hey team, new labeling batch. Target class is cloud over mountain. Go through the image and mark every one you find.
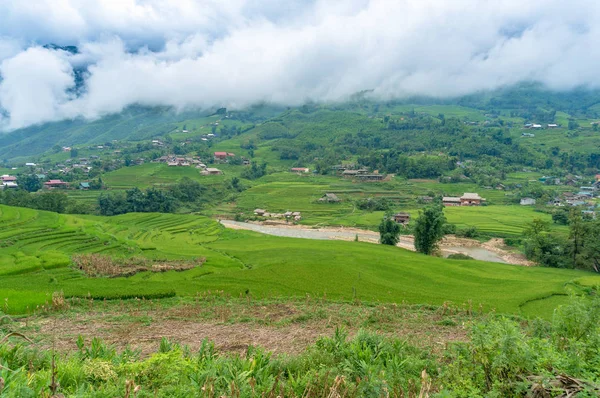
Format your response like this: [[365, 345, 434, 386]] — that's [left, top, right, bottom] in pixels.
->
[[1, 0, 599, 130]]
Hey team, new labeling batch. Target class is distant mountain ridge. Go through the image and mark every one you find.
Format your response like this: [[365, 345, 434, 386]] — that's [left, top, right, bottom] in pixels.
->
[[3, 84, 600, 162]]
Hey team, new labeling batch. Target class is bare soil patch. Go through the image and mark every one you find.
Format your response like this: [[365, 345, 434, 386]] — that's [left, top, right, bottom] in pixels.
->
[[72, 254, 206, 277], [17, 300, 471, 357]]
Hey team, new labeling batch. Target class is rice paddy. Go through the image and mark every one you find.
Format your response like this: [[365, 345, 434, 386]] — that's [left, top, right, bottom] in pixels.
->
[[0, 204, 597, 317]]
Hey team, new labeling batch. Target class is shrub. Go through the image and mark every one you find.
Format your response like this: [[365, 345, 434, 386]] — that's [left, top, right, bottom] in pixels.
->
[[442, 223, 457, 235], [456, 226, 478, 238], [447, 253, 474, 260]]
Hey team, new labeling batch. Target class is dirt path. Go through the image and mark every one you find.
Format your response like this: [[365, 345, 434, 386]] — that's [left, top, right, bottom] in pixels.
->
[[221, 220, 532, 265]]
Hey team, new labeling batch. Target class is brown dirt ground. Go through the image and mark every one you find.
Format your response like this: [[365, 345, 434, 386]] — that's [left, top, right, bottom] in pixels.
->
[[19, 302, 471, 357]]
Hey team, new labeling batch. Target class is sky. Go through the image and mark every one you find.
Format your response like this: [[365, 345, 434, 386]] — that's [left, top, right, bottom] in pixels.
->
[[0, 0, 599, 131]]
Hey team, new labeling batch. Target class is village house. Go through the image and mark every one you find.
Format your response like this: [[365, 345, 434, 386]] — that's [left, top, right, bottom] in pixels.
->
[[319, 193, 341, 203], [1, 175, 17, 183], [547, 124, 559, 128], [418, 196, 434, 204], [342, 168, 369, 178], [214, 152, 235, 161], [201, 168, 222, 175], [393, 212, 411, 226], [44, 179, 68, 189], [291, 167, 310, 174], [460, 193, 485, 206], [1, 182, 18, 189], [356, 174, 385, 182], [25, 162, 36, 167], [442, 197, 461, 206], [79, 182, 90, 190], [520, 198, 536, 206], [254, 209, 266, 216]]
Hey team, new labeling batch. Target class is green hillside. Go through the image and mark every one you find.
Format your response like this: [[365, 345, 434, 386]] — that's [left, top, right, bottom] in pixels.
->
[[1, 204, 597, 316]]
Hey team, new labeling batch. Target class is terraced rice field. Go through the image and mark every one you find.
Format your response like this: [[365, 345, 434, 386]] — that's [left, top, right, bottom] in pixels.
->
[[0, 204, 597, 317]]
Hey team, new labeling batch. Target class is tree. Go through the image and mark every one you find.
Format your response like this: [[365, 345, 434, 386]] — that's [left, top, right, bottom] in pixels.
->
[[378, 216, 401, 246], [98, 192, 130, 216], [33, 192, 68, 213], [70, 148, 79, 158], [17, 174, 41, 192], [413, 205, 446, 255], [568, 211, 585, 265], [552, 209, 569, 225], [568, 119, 579, 130]]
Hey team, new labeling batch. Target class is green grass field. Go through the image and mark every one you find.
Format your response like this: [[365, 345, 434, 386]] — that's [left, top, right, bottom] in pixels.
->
[[0, 204, 597, 317]]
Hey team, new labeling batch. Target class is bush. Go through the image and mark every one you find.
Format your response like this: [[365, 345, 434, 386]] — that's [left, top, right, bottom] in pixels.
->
[[442, 223, 457, 235], [456, 226, 478, 238], [503, 237, 522, 247], [447, 253, 474, 260]]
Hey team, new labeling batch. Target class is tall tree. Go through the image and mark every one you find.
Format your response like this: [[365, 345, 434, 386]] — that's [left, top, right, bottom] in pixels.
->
[[17, 174, 41, 192], [379, 216, 401, 246], [568, 211, 585, 266], [414, 205, 446, 255]]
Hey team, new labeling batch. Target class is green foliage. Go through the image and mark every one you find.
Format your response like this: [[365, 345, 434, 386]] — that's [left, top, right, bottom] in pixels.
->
[[378, 216, 401, 245], [98, 187, 176, 215], [1, 296, 600, 396], [16, 174, 41, 192], [456, 226, 479, 238], [524, 215, 600, 271], [414, 205, 446, 255], [443, 295, 600, 396], [552, 208, 569, 225], [241, 161, 267, 180], [356, 197, 390, 211], [447, 253, 474, 260], [0, 189, 69, 213]]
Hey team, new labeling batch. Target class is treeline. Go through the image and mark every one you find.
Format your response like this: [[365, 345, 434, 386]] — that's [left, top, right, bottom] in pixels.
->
[[98, 178, 201, 215], [523, 211, 600, 272], [0, 189, 86, 214], [97, 177, 235, 216], [0, 177, 236, 217]]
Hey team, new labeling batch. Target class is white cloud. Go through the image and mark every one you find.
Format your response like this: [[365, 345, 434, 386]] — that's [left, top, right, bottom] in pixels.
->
[[1, 0, 600, 130], [0, 47, 75, 129]]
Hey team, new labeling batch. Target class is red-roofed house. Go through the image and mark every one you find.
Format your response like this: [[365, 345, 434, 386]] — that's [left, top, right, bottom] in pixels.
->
[[44, 179, 68, 189], [1, 175, 17, 182], [214, 152, 235, 161]]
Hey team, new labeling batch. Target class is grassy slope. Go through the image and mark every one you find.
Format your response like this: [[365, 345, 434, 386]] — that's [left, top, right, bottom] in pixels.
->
[[0, 204, 596, 317]]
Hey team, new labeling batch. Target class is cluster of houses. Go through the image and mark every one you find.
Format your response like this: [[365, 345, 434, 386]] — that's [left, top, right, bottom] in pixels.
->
[[330, 165, 386, 181], [2, 174, 73, 190], [153, 155, 205, 168], [152, 154, 225, 175], [442, 193, 485, 206], [1, 175, 18, 189], [254, 209, 302, 221]]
